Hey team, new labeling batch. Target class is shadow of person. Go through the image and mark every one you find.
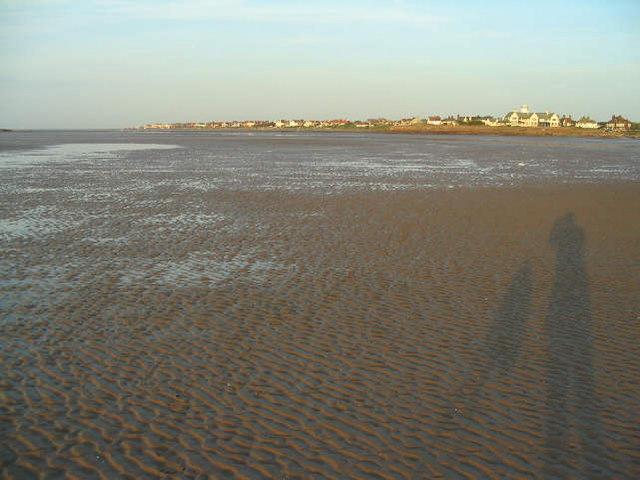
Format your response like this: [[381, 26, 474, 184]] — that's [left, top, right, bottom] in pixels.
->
[[484, 261, 532, 374], [453, 261, 532, 413], [544, 213, 604, 478]]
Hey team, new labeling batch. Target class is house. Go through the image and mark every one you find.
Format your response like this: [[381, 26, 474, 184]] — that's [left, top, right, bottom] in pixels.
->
[[318, 119, 350, 128], [506, 111, 537, 127], [559, 115, 575, 127], [327, 119, 350, 127], [483, 117, 509, 127], [505, 105, 559, 127], [395, 117, 422, 126], [537, 111, 560, 127], [275, 120, 286, 128], [368, 118, 392, 126], [427, 116, 442, 126], [458, 115, 481, 123], [441, 117, 458, 126], [505, 105, 535, 126], [606, 115, 631, 130], [575, 116, 599, 129]]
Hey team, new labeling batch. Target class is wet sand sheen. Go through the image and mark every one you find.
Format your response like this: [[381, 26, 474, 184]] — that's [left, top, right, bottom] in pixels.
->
[[2, 169, 640, 478]]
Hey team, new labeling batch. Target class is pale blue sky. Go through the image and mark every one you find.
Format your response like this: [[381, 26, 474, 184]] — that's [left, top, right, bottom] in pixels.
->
[[1, 0, 639, 128]]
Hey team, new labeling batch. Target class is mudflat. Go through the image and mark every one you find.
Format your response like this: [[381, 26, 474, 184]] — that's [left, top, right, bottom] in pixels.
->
[[1, 131, 639, 479]]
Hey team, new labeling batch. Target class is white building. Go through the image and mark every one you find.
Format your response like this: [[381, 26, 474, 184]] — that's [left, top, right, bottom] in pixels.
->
[[575, 116, 599, 129], [505, 105, 559, 127], [483, 117, 509, 127]]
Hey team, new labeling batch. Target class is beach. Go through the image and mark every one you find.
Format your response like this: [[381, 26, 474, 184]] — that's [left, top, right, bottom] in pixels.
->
[[1, 131, 639, 478]]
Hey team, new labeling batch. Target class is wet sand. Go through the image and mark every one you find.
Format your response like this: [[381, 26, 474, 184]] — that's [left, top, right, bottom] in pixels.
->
[[1, 135, 640, 478]]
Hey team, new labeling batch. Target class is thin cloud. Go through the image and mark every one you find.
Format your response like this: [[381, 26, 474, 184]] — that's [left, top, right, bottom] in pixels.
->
[[97, 0, 446, 26], [1, 0, 447, 41]]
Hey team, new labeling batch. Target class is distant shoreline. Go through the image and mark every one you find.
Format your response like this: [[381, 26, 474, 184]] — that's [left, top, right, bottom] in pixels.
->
[[3, 126, 636, 140], [131, 125, 640, 140], [386, 124, 640, 139]]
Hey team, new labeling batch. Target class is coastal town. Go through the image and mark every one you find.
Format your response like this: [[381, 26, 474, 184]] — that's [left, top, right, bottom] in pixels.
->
[[138, 105, 636, 133]]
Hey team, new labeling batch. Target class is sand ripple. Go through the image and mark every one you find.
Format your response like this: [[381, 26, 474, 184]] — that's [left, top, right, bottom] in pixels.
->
[[1, 133, 640, 478]]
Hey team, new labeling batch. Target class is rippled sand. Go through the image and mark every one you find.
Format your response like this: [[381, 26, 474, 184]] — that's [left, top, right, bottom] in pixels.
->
[[1, 133, 640, 479]]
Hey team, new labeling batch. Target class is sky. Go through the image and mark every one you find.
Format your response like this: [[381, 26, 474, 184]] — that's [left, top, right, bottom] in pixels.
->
[[1, 0, 639, 128]]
